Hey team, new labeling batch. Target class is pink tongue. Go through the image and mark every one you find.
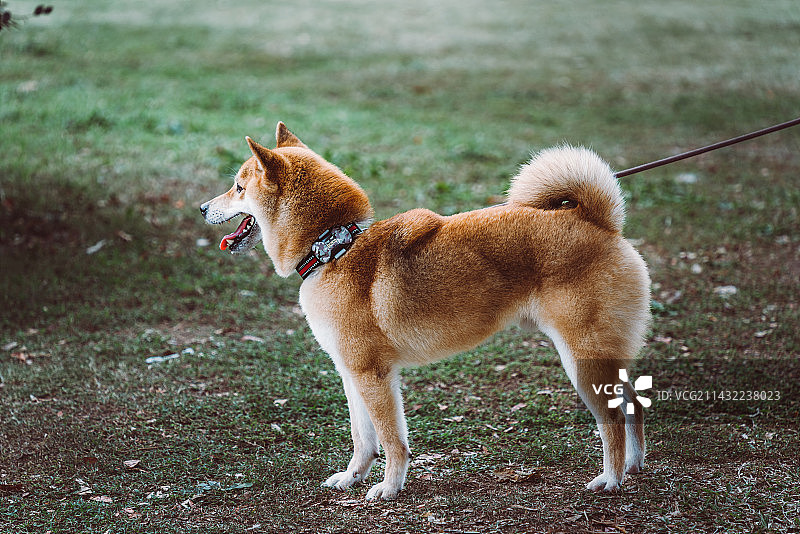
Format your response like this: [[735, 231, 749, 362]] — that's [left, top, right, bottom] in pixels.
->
[[219, 216, 252, 251]]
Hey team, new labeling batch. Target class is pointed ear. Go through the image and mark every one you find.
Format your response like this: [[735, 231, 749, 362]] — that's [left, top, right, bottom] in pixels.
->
[[275, 122, 308, 149], [246, 136, 284, 175]]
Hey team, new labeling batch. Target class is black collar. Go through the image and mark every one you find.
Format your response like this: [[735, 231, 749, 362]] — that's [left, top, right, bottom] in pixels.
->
[[296, 222, 363, 280]]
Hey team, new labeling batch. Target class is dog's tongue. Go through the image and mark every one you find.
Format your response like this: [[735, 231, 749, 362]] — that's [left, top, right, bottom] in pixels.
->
[[220, 216, 252, 251]]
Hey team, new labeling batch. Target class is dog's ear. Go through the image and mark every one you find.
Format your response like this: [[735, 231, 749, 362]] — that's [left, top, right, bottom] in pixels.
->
[[246, 136, 285, 179], [275, 122, 308, 149]]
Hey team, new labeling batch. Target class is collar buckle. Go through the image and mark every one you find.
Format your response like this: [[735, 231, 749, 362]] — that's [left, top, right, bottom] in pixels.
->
[[296, 222, 362, 280]]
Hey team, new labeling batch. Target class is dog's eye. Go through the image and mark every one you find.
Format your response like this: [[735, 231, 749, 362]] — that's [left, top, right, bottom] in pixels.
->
[[236, 183, 244, 194]]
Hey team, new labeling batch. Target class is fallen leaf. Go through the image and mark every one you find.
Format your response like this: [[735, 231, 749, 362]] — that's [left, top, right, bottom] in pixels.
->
[[90, 495, 113, 503], [123, 459, 141, 469], [241, 335, 265, 343], [86, 239, 107, 255], [510, 402, 527, 412], [75, 478, 92, 496], [11, 351, 49, 365], [145, 353, 180, 364], [121, 507, 142, 519], [273, 398, 288, 406], [11, 352, 31, 364], [713, 285, 738, 297]]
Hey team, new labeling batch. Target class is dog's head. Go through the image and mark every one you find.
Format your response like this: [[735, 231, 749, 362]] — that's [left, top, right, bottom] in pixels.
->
[[200, 122, 373, 277]]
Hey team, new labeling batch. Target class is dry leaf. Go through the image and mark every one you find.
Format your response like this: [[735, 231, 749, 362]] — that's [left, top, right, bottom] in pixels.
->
[[510, 402, 527, 412], [493, 466, 542, 483], [273, 398, 288, 406], [11, 352, 30, 364], [11, 350, 49, 365], [90, 495, 113, 503], [123, 459, 141, 469], [86, 240, 107, 255], [444, 416, 464, 423], [75, 478, 92, 496]]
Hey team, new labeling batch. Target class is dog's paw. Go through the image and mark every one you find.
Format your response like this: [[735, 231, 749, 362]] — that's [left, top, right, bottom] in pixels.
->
[[365, 481, 401, 501], [625, 458, 644, 475], [322, 470, 365, 490], [586, 472, 622, 492]]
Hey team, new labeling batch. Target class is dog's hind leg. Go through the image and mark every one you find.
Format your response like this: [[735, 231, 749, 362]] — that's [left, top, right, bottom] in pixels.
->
[[622, 381, 646, 474], [322, 369, 380, 490], [351, 365, 411, 500], [542, 325, 629, 492]]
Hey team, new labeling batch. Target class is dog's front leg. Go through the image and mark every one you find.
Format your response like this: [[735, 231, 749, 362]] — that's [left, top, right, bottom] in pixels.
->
[[352, 366, 411, 500], [322, 370, 380, 490]]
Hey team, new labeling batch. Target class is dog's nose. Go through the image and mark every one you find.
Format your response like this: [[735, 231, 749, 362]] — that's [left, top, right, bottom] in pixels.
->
[[199, 203, 209, 218]]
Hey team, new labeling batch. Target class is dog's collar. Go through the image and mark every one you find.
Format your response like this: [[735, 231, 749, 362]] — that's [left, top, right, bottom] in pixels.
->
[[296, 222, 363, 280]]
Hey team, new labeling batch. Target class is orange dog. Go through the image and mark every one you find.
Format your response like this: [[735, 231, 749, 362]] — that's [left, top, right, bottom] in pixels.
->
[[200, 123, 651, 500]]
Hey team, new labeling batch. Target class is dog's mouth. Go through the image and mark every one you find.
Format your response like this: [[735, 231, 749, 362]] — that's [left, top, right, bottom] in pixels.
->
[[219, 214, 261, 254]]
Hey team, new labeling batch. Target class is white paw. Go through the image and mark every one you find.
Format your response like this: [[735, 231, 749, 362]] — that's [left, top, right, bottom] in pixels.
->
[[625, 458, 644, 475], [586, 472, 622, 492], [322, 470, 365, 490], [365, 481, 401, 501]]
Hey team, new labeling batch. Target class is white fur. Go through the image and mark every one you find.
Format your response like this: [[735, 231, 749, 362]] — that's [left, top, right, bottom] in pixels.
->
[[508, 146, 625, 233]]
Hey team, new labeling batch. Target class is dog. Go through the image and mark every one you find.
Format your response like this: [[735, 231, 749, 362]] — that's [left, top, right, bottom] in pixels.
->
[[200, 122, 651, 500]]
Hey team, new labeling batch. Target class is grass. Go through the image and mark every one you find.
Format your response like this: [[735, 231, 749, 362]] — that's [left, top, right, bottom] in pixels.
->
[[2, 0, 799, 532]]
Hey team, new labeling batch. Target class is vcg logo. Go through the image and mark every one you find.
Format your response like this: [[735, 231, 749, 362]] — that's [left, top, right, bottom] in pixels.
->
[[592, 369, 652, 414]]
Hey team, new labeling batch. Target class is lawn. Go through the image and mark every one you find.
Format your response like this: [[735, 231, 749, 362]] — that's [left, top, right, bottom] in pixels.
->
[[1, 0, 799, 532]]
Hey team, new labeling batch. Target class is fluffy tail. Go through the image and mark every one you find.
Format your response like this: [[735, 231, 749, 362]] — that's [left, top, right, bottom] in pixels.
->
[[507, 145, 625, 233]]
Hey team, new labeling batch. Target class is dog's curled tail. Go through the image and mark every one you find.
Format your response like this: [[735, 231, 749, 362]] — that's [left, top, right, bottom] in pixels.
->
[[507, 146, 625, 234]]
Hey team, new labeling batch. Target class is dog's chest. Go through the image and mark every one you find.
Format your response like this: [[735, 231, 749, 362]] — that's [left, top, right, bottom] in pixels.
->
[[298, 279, 346, 368]]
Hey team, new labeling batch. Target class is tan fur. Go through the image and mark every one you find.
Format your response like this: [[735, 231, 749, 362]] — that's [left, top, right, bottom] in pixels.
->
[[201, 122, 651, 500]]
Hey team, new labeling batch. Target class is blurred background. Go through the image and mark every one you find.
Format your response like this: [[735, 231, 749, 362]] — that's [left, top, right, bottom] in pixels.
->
[[2, 1, 799, 332]]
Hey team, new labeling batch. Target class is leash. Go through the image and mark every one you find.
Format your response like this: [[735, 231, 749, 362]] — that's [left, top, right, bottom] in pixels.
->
[[615, 116, 800, 178]]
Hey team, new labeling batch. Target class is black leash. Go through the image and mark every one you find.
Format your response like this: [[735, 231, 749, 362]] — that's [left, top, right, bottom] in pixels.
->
[[615, 116, 800, 178]]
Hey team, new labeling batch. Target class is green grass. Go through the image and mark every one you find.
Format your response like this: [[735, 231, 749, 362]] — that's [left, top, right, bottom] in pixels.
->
[[2, 0, 799, 532]]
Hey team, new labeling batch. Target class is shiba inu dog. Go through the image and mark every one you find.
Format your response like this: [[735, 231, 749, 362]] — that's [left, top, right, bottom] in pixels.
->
[[200, 122, 651, 500]]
